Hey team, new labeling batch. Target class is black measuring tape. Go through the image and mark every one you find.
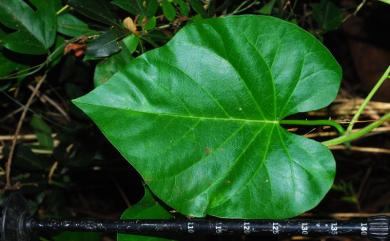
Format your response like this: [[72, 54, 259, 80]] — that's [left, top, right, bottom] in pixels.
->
[[1, 194, 389, 241]]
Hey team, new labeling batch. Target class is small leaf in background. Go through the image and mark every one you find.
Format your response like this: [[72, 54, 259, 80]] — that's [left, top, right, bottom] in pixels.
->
[[69, 0, 118, 26], [85, 28, 126, 60], [118, 189, 173, 241], [112, 0, 145, 16], [123, 17, 139, 35], [93, 48, 132, 87], [30, 114, 54, 150], [190, 0, 208, 18], [143, 16, 157, 31], [122, 35, 139, 53], [378, 0, 390, 4], [258, 0, 277, 15], [174, 0, 190, 16], [146, 0, 159, 17], [162, 0, 177, 22], [0, 52, 26, 78], [94, 35, 138, 87], [53, 232, 101, 241], [57, 13, 93, 37], [0, 0, 57, 54], [312, 0, 343, 32]]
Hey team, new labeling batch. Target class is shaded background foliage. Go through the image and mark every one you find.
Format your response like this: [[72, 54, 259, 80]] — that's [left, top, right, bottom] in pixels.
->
[[0, 0, 389, 240]]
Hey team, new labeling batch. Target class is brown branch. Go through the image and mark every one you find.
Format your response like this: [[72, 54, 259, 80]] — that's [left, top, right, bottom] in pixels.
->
[[4, 74, 46, 189], [329, 145, 390, 154], [27, 85, 70, 122]]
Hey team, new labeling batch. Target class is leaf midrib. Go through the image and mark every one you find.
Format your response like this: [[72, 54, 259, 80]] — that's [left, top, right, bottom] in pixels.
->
[[76, 101, 279, 124]]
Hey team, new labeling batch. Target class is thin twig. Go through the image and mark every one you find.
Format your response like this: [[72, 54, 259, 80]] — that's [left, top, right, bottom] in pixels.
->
[[48, 161, 59, 184], [329, 145, 390, 154], [27, 85, 70, 122], [4, 74, 47, 189], [304, 126, 390, 138], [0, 133, 56, 141]]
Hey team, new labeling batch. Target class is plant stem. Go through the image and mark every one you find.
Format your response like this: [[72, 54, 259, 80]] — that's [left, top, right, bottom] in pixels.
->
[[280, 119, 345, 134], [346, 65, 390, 133], [56, 4, 69, 15], [322, 112, 390, 146]]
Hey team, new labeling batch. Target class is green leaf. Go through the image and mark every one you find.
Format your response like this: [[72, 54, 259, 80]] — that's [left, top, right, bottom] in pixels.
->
[[162, 0, 177, 22], [112, 0, 144, 16], [190, 0, 207, 18], [57, 13, 93, 37], [146, 0, 159, 17], [144, 16, 157, 31], [118, 190, 173, 241], [378, 0, 390, 4], [69, 0, 117, 26], [258, 0, 277, 15], [74, 15, 341, 219], [175, 0, 190, 16], [122, 35, 139, 53], [0, 52, 26, 77], [0, 0, 57, 54], [94, 36, 136, 87], [30, 115, 53, 150], [85, 28, 125, 60], [312, 0, 343, 32]]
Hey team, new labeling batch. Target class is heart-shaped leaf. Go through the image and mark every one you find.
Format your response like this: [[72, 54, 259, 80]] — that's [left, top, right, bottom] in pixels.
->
[[74, 15, 341, 219], [0, 0, 57, 54]]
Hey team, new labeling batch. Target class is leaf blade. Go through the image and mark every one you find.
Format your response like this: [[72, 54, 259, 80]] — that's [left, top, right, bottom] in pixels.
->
[[0, 0, 57, 54], [74, 15, 341, 219]]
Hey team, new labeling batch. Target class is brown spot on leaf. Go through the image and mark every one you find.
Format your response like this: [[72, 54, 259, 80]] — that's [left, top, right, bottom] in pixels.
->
[[204, 147, 212, 155]]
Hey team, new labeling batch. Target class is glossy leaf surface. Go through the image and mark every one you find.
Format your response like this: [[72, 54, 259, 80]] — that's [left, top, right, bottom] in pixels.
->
[[85, 29, 125, 59], [0, 0, 57, 54], [74, 15, 341, 218], [94, 35, 137, 87], [118, 190, 173, 241], [57, 13, 93, 37]]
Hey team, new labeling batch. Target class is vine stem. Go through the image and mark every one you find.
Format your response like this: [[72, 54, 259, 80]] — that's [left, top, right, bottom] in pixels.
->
[[346, 65, 390, 133], [322, 113, 390, 146], [280, 119, 345, 134]]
